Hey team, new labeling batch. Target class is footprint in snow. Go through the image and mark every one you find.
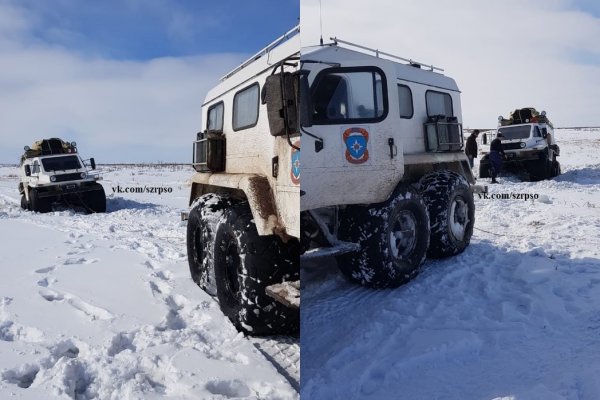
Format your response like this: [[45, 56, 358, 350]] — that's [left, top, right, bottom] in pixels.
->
[[163, 309, 187, 330], [1, 364, 40, 388], [39, 289, 64, 302], [150, 270, 172, 281], [62, 257, 99, 266], [148, 281, 171, 296], [107, 332, 136, 356], [143, 260, 159, 270], [0, 321, 44, 343], [35, 266, 55, 274], [205, 380, 251, 398], [37, 278, 50, 287], [38, 289, 113, 321], [51, 339, 80, 359]]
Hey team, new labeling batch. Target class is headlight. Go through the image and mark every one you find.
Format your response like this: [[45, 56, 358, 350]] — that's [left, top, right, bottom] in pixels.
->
[[50, 175, 57, 182], [80, 172, 87, 179]]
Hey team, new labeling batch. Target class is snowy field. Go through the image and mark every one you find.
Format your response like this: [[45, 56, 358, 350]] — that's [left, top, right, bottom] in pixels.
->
[[0, 165, 298, 399], [301, 128, 600, 400]]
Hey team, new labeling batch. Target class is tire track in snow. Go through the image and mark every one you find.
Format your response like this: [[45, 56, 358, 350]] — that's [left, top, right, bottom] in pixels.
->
[[2, 171, 299, 397]]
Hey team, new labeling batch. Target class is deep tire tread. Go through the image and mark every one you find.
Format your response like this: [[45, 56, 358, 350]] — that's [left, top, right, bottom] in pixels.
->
[[336, 186, 430, 288], [419, 171, 475, 259]]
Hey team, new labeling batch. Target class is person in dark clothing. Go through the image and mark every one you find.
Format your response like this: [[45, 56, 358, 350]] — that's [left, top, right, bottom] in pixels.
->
[[489, 133, 505, 183], [465, 129, 479, 168]]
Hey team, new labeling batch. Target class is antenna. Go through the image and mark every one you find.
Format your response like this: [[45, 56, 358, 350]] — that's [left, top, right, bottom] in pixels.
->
[[319, 0, 323, 45]]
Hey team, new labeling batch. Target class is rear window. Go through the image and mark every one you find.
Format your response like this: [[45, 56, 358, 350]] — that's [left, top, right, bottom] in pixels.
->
[[41, 156, 81, 171], [233, 83, 259, 131], [207, 102, 224, 131], [397, 84, 413, 118], [426, 90, 453, 117]]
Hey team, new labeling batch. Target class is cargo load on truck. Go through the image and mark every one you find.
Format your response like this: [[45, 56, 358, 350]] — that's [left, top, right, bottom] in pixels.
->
[[480, 108, 561, 181], [19, 138, 106, 213]]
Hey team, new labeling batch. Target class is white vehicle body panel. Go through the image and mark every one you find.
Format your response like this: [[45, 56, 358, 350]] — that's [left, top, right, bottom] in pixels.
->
[[20, 154, 98, 201], [300, 45, 464, 211], [194, 34, 300, 239]]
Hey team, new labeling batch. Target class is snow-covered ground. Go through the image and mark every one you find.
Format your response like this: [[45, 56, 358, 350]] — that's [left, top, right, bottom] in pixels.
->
[[301, 128, 600, 400], [0, 165, 298, 399]]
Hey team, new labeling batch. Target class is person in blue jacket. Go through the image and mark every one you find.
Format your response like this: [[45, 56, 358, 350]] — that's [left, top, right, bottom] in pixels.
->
[[489, 133, 505, 183]]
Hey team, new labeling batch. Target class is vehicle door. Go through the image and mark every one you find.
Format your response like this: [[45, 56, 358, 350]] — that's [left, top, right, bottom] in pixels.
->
[[301, 65, 404, 210]]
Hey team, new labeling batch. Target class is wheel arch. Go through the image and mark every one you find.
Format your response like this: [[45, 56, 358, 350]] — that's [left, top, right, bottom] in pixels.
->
[[403, 159, 475, 186], [189, 173, 284, 239]]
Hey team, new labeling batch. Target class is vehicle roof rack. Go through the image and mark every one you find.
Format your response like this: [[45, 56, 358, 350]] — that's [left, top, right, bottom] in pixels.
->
[[220, 25, 300, 82], [330, 37, 444, 72]]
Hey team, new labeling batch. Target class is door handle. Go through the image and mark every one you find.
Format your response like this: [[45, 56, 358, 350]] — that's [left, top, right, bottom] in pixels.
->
[[388, 138, 397, 159]]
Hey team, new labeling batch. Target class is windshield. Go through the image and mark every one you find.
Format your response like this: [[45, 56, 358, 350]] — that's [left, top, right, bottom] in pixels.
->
[[41, 155, 81, 171], [498, 125, 532, 140]]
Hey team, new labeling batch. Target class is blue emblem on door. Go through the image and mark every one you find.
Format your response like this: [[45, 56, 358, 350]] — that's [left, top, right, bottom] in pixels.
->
[[291, 140, 300, 185], [343, 127, 369, 164]]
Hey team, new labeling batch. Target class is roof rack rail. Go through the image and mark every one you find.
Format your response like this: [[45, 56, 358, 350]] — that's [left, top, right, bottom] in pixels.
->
[[330, 37, 444, 72], [220, 25, 300, 82]]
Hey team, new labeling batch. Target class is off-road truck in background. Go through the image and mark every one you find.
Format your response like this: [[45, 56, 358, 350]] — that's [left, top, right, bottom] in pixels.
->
[[300, 38, 482, 288], [19, 138, 106, 213], [479, 107, 561, 181], [185, 27, 300, 335]]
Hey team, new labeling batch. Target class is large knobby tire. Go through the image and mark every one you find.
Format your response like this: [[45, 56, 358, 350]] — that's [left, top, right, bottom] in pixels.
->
[[336, 186, 430, 288], [85, 184, 106, 213], [551, 160, 561, 178], [20, 194, 29, 210], [419, 171, 475, 258], [186, 193, 234, 296], [526, 151, 551, 181], [29, 189, 51, 213], [212, 200, 299, 335]]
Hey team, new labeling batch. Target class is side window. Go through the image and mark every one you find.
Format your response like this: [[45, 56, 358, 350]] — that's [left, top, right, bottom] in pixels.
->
[[426, 90, 453, 117], [311, 67, 387, 124], [397, 84, 413, 119], [534, 126, 541, 137], [207, 102, 224, 131], [32, 161, 40, 174], [233, 83, 259, 131]]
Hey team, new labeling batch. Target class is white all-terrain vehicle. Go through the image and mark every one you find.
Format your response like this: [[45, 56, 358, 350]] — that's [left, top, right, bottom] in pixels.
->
[[479, 107, 561, 181], [300, 37, 481, 288], [185, 28, 482, 335], [186, 28, 301, 335], [19, 138, 106, 213]]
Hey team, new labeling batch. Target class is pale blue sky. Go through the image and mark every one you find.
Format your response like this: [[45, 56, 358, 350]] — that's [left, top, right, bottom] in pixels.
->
[[2, 0, 599, 162], [302, 0, 600, 129], [0, 0, 299, 163]]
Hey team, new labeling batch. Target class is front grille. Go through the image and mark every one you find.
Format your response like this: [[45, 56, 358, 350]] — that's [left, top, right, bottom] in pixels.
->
[[503, 142, 524, 150], [54, 173, 82, 182]]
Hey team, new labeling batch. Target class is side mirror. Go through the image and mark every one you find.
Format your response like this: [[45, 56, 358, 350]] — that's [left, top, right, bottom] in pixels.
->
[[541, 128, 548, 139], [24, 165, 31, 176], [90, 158, 96, 170], [299, 71, 313, 128], [263, 72, 298, 137]]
